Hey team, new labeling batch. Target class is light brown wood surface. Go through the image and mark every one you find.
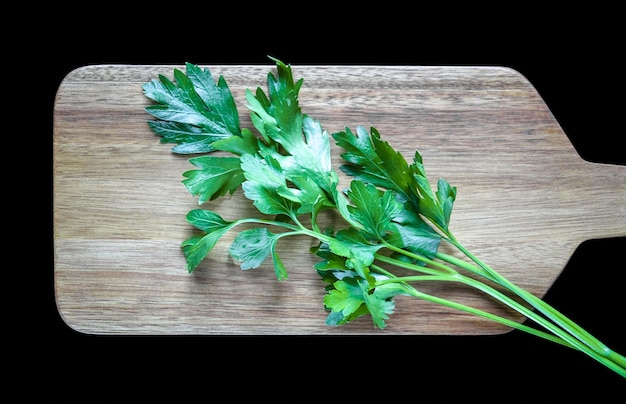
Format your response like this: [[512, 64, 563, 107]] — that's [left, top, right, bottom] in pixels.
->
[[53, 64, 626, 335]]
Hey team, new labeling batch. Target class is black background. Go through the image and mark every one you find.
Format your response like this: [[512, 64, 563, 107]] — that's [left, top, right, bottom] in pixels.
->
[[39, 7, 624, 401]]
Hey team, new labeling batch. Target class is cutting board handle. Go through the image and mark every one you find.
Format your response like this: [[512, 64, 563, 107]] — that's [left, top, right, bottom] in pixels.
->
[[581, 160, 626, 240]]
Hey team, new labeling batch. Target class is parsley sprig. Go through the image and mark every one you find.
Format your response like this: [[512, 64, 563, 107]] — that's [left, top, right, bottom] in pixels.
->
[[143, 57, 625, 377]]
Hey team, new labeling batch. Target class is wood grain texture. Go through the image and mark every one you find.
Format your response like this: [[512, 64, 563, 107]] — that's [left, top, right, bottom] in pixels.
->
[[53, 64, 626, 335]]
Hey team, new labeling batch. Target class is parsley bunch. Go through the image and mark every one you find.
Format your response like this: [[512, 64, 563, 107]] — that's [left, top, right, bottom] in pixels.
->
[[143, 57, 625, 377]]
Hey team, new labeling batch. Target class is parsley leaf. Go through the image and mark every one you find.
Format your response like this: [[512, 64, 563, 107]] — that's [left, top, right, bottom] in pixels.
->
[[322, 271, 404, 328], [229, 228, 288, 279], [334, 126, 417, 201], [334, 125, 457, 233], [345, 180, 402, 240], [182, 156, 245, 204], [143, 62, 242, 154], [182, 209, 237, 272]]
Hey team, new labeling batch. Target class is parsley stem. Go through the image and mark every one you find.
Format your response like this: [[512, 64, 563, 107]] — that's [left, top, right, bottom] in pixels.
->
[[380, 242, 458, 275], [375, 270, 626, 375], [435, 251, 499, 283], [239, 217, 305, 233], [439, 245, 609, 353], [443, 236, 626, 374], [373, 272, 571, 348], [310, 205, 321, 234], [375, 253, 454, 277], [377, 266, 571, 347], [373, 238, 626, 375]]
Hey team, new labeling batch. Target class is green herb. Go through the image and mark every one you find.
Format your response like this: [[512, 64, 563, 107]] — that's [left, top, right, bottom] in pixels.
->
[[143, 57, 626, 377]]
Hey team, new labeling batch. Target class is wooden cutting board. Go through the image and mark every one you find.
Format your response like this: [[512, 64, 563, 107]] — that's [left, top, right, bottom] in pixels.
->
[[53, 64, 626, 335]]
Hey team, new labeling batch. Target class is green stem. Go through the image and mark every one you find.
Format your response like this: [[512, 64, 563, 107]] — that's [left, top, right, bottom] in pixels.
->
[[374, 273, 570, 348], [375, 252, 456, 277], [375, 257, 580, 347], [441, 236, 626, 375], [373, 255, 581, 349], [436, 250, 499, 283], [377, 241, 626, 377], [380, 243, 458, 276]]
